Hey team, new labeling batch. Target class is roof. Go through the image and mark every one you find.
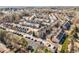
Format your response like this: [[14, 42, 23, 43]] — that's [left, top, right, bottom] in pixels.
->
[[56, 30, 66, 44], [63, 22, 71, 30], [73, 19, 79, 25]]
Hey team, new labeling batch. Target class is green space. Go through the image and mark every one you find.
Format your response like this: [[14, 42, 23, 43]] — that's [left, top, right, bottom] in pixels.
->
[[60, 37, 70, 53]]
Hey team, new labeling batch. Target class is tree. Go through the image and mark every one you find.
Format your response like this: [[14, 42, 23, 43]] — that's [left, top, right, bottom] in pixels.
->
[[44, 48, 49, 53], [20, 38, 28, 47], [33, 32, 35, 36], [0, 29, 6, 44], [73, 33, 78, 39], [75, 25, 79, 32]]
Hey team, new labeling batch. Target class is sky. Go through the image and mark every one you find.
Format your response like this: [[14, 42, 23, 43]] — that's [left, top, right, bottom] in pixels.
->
[[0, 0, 79, 6]]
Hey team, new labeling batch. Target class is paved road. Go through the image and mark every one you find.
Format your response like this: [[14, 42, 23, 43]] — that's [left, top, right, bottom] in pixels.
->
[[0, 24, 57, 52]]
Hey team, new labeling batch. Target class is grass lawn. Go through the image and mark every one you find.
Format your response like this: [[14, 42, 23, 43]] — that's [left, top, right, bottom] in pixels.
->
[[60, 37, 70, 53]]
